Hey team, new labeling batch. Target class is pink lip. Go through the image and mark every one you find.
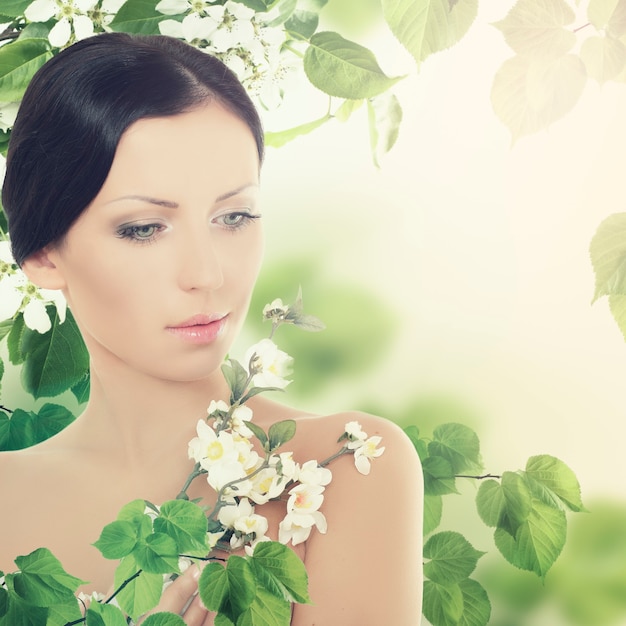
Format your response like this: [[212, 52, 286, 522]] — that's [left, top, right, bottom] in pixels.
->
[[166, 313, 228, 345]]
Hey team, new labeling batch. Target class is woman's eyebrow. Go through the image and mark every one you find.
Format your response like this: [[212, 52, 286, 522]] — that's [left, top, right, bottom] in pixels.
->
[[108, 184, 259, 207]]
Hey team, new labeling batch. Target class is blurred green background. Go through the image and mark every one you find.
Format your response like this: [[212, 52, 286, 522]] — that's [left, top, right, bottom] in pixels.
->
[[239, 2, 626, 625]]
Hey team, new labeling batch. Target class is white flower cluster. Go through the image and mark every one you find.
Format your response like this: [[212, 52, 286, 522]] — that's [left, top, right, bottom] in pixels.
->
[[189, 382, 385, 554], [24, 0, 125, 48], [0, 241, 67, 333], [156, 0, 294, 108]]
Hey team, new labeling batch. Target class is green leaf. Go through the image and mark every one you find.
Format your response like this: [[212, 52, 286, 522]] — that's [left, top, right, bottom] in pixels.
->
[[267, 420, 296, 451], [382, 0, 478, 65], [235, 0, 279, 11], [0, 590, 47, 626], [424, 531, 485, 585], [236, 586, 292, 626], [367, 93, 402, 168], [6, 312, 26, 365], [134, 533, 180, 575], [0, 38, 53, 102], [0, 319, 12, 342], [428, 422, 481, 474], [245, 421, 269, 449], [524, 454, 585, 512], [11, 548, 86, 607], [423, 494, 443, 536], [264, 114, 331, 148], [0, 0, 32, 19], [141, 614, 187, 626], [198, 557, 255, 622], [491, 53, 587, 141], [422, 455, 458, 496], [20, 308, 89, 399], [153, 500, 210, 555], [493, 0, 576, 57], [31, 403, 76, 446], [423, 580, 464, 626], [284, 0, 328, 39], [114, 555, 164, 621], [214, 615, 235, 626], [494, 499, 567, 578], [494, 471, 533, 536], [222, 358, 249, 403], [44, 598, 83, 626], [250, 541, 310, 604], [93, 520, 140, 559], [590, 213, 626, 300], [17, 23, 53, 41], [580, 35, 626, 84], [109, 0, 165, 34], [70, 372, 90, 404], [404, 424, 428, 460], [0, 408, 35, 451], [476, 479, 506, 527], [589, 0, 626, 38], [334, 98, 364, 122], [86, 601, 128, 626], [304, 31, 402, 99], [458, 578, 491, 626]]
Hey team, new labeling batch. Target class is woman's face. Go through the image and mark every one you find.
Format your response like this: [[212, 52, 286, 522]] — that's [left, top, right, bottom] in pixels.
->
[[46, 102, 264, 382]]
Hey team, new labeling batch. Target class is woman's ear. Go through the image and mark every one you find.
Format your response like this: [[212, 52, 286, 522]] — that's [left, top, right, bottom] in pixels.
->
[[21, 247, 67, 290]]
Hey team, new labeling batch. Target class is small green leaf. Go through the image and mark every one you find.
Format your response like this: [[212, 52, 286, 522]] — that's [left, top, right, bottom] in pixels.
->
[[580, 35, 626, 84], [12, 548, 86, 607], [428, 422, 481, 474], [141, 613, 187, 626], [32, 403, 76, 445], [6, 312, 26, 365], [0, 408, 35, 451], [422, 455, 458, 496], [524, 455, 585, 512], [20, 308, 89, 399], [304, 31, 402, 99], [588, 0, 626, 38], [0, 38, 53, 101], [493, 0, 576, 57], [404, 424, 428, 460], [382, 0, 478, 65], [222, 358, 249, 403], [109, 0, 164, 34], [265, 114, 331, 148], [250, 541, 310, 604], [134, 533, 180, 575], [114, 555, 163, 621], [423, 494, 443, 536], [236, 586, 292, 626], [199, 557, 256, 622], [423, 580, 464, 626], [491, 53, 587, 141], [494, 499, 567, 578], [153, 499, 210, 555], [236, 0, 280, 11], [93, 520, 139, 559], [0, 0, 32, 19], [44, 598, 83, 626], [424, 531, 485, 584], [285, 0, 328, 39], [245, 421, 269, 449], [458, 578, 491, 626], [86, 601, 128, 626], [367, 93, 402, 167], [476, 479, 506, 527], [0, 319, 12, 342], [70, 372, 90, 404], [499, 471, 533, 535], [268, 420, 296, 451], [334, 98, 364, 122]]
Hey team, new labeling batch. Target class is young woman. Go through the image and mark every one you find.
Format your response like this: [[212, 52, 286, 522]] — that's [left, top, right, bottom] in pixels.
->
[[0, 33, 423, 625]]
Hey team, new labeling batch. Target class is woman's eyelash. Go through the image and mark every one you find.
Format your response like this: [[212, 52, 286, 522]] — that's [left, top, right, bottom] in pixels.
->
[[116, 223, 164, 244], [216, 212, 262, 231]]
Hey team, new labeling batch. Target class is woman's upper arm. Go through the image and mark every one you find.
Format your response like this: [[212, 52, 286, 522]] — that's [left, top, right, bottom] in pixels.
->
[[293, 414, 423, 625]]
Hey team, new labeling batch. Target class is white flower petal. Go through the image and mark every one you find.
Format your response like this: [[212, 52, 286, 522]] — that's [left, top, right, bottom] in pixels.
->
[[0, 281, 24, 321], [48, 18, 72, 48], [102, 0, 126, 12], [25, 0, 57, 22], [23, 298, 51, 333], [75, 0, 97, 12], [158, 19, 185, 38], [72, 14, 95, 41], [156, 0, 189, 15]]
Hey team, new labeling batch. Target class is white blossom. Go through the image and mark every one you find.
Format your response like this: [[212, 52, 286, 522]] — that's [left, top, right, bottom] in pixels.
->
[[0, 241, 67, 333], [25, 0, 98, 47], [218, 497, 268, 549], [245, 338, 292, 389], [297, 460, 332, 487], [278, 483, 327, 546], [353, 436, 385, 476]]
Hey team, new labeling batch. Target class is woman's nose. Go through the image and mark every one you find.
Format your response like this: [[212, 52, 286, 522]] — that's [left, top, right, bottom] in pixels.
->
[[176, 228, 224, 292]]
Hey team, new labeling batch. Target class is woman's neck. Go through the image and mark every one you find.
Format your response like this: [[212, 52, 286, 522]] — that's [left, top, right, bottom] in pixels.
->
[[64, 356, 231, 471]]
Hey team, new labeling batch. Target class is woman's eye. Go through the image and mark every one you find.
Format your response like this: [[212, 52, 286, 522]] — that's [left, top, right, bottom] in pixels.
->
[[216, 212, 261, 230], [116, 223, 163, 243]]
